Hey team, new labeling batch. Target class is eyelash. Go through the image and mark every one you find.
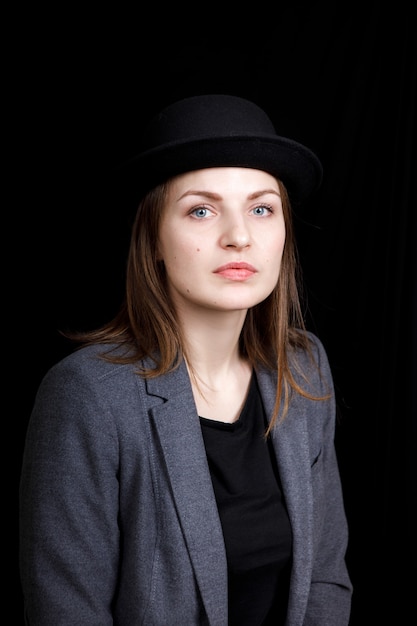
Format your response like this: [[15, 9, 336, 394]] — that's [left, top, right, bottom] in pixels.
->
[[252, 204, 274, 216], [190, 206, 212, 218], [189, 204, 274, 218]]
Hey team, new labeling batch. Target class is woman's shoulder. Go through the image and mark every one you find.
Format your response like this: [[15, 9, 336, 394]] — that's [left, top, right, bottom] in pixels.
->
[[305, 330, 329, 361], [41, 343, 140, 392], [292, 329, 329, 363], [289, 329, 334, 390]]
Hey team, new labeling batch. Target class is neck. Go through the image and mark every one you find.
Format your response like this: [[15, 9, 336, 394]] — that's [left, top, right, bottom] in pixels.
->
[[178, 307, 248, 387]]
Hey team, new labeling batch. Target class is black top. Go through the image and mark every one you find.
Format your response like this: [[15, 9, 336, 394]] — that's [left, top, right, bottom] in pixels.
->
[[199, 374, 292, 625]]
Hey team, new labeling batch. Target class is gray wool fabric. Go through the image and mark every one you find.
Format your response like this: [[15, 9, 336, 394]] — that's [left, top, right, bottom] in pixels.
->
[[19, 331, 352, 625]]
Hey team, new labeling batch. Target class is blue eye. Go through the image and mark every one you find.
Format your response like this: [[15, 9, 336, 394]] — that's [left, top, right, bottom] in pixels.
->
[[191, 207, 211, 218], [252, 205, 272, 216]]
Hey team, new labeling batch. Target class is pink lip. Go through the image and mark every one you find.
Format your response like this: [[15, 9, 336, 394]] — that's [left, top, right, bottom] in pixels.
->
[[213, 262, 257, 281]]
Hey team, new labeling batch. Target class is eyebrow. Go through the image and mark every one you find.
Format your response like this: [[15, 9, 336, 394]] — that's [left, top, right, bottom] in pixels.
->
[[177, 188, 281, 201]]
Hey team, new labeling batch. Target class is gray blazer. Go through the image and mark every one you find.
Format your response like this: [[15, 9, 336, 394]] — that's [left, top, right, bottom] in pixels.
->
[[20, 332, 352, 625]]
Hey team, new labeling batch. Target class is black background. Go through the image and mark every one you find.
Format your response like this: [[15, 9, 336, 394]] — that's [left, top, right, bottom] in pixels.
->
[[12, 2, 416, 623]]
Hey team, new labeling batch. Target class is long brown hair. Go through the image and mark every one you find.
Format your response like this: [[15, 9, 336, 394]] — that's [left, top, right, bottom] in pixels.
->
[[67, 176, 328, 432]]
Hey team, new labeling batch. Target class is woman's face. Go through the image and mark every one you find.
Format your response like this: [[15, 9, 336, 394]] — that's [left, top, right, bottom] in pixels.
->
[[158, 167, 286, 316]]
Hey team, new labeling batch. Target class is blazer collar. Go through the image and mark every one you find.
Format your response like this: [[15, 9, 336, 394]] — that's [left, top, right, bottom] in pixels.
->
[[256, 368, 314, 616], [144, 361, 314, 623], [145, 361, 228, 624]]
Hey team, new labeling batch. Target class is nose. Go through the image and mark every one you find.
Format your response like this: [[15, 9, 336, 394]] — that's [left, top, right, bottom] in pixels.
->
[[219, 217, 251, 249]]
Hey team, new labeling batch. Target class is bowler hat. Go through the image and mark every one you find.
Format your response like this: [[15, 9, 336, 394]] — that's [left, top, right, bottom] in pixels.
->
[[123, 94, 323, 204]]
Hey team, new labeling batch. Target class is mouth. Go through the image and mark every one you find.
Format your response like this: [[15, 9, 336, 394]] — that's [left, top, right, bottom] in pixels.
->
[[213, 262, 257, 281]]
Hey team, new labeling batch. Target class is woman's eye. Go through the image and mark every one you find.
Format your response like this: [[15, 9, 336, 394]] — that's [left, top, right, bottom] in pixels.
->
[[252, 205, 273, 216], [190, 206, 212, 218]]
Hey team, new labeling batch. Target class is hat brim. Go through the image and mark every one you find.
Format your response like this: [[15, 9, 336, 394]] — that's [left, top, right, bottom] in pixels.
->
[[121, 134, 323, 205]]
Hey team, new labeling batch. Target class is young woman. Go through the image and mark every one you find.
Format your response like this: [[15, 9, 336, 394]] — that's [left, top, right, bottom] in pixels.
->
[[19, 94, 353, 625]]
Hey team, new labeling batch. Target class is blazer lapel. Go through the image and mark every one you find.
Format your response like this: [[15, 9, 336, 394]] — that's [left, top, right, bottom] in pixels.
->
[[145, 363, 228, 625], [256, 369, 314, 619]]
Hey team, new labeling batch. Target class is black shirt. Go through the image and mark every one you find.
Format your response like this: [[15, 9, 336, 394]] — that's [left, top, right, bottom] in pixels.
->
[[199, 373, 292, 625]]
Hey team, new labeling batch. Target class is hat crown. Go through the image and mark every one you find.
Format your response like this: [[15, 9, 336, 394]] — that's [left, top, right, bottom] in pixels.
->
[[142, 95, 276, 150], [124, 93, 323, 204]]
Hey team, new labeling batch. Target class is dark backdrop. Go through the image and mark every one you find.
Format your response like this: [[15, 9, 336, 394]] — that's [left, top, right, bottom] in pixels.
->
[[13, 3, 416, 623]]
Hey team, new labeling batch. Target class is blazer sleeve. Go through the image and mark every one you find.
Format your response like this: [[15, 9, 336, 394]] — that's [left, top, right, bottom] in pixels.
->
[[303, 332, 353, 625], [19, 356, 120, 625]]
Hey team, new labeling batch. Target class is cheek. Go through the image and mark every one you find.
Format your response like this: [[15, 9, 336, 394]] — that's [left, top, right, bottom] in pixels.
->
[[158, 227, 185, 264], [277, 227, 287, 257], [263, 232, 285, 281], [161, 238, 200, 276], [267, 229, 286, 259]]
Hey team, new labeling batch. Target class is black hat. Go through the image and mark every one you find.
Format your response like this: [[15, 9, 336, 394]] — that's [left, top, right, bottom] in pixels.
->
[[123, 94, 323, 204]]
